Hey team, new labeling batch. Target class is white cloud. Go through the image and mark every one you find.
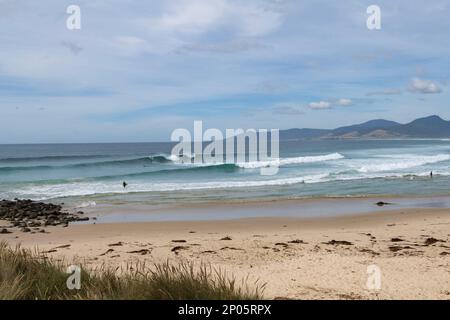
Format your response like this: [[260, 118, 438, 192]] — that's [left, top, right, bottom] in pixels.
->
[[152, 0, 227, 35], [148, 0, 283, 37], [309, 101, 332, 110], [409, 78, 442, 94], [337, 98, 352, 106]]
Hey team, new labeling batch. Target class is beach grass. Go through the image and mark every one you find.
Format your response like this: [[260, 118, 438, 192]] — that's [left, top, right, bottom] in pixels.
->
[[0, 241, 264, 300]]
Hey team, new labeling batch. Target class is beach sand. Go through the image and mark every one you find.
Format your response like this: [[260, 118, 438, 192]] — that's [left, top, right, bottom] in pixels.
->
[[1, 206, 449, 300]]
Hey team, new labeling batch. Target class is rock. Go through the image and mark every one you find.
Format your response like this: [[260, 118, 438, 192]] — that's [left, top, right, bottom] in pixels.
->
[[389, 245, 413, 252], [0, 199, 87, 232], [100, 249, 114, 256], [0, 228, 11, 234], [288, 239, 306, 244], [201, 250, 216, 254], [220, 246, 244, 251], [220, 236, 232, 241], [391, 238, 404, 242], [275, 242, 289, 247], [376, 201, 392, 207], [21, 227, 31, 233], [108, 242, 124, 247], [324, 240, 353, 245], [424, 237, 443, 246], [127, 249, 151, 255], [171, 246, 189, 253]]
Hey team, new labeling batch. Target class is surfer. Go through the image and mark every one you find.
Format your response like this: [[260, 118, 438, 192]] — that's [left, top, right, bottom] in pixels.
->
[[430, 171, 433, 179], [123, 181, 128, 189]]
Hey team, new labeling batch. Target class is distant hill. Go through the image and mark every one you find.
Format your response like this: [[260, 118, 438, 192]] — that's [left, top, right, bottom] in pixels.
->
[[280, 115, 450, 140]]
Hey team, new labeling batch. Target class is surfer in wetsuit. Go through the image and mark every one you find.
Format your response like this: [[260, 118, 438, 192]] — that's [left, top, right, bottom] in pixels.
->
[[430, 171, 433, 179], [123, 181, 128, 189]]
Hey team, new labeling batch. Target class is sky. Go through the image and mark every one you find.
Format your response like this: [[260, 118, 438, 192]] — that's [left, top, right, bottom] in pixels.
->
[[0, 0, 449, 143]]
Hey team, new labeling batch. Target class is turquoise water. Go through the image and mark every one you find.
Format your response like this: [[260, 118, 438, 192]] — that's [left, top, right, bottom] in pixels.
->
[[1, 140, 450, 206]]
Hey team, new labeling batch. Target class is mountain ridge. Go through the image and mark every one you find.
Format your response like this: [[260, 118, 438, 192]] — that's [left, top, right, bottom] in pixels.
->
[[280, 115, 450, 140]]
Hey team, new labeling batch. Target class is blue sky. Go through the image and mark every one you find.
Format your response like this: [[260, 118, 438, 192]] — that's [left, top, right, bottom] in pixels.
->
[[0, 0, 449, 143]]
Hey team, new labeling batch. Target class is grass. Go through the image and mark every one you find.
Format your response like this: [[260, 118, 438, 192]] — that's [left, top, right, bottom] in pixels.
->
[[0, 241, 264, 300]]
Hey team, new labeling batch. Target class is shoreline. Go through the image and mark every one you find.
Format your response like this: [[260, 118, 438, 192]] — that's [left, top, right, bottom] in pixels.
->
[[1, 206, 449, 299], [75, 194, 450, 223]]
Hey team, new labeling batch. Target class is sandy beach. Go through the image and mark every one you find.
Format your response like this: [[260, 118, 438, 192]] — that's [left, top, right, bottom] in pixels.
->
[[1, 203, 449, 300]]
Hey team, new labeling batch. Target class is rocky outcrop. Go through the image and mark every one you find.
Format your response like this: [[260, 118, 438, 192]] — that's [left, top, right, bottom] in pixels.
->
[[0, 199, 89, 233]]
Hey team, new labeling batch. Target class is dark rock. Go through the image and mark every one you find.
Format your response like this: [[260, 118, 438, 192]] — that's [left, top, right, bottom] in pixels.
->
[[220, 236, 232, 241], [389, 245, 413, 252], [108, 242, 124, 247], [127, 249, 151, 255], [0, 199, 86, 232], [220, 246, 244, 251], [424, 237, 443, 246], [171, 246, 189, 253], [288, 239, 306, 244], [201, 250, 216, 254], [376, 201, 393, 207], [324, 240, 353, 245], [275, 242, 289, 247], [0, 228, 11, 234], [100, 249, 114, 256]]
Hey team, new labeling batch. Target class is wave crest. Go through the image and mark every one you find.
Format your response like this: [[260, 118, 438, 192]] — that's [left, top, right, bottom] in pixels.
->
[[357, 154, 450, 173], [237, 153, 344, 169]]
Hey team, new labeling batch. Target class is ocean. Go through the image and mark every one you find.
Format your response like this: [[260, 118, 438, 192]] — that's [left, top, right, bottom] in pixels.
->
[[1, 140, 450, 208]]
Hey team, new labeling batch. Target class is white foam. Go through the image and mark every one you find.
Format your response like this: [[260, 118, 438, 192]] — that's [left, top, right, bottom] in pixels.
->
[[237, 153, 344, 169], [357, 154, 450, 173], [75, 201, 97, 208], [11, 174, 330, 200], [9, 167, 450, 201], [167, 154, 181, 162]]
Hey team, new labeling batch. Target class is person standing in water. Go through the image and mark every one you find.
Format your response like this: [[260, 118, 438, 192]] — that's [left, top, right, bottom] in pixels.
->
[[123, 181, 128, 189], [430, 171, 433, 178]]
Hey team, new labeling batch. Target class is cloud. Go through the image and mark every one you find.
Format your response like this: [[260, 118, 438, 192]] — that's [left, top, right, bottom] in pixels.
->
[[1, 0, 450, 142], [366, 89, 402, 96], [337, 98, 352, 106], [309, 101, 332, 110], [151, 0, 227, 35], [408, 78, 442, 94], [148, 0, 283, 37], [272, 105, 304, 115], [309, 98, 352, 109]]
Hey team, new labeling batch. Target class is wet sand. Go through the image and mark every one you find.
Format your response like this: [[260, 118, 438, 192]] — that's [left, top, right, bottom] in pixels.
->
[[1, 203, 449, 300], [77, 194, 450, 223]]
